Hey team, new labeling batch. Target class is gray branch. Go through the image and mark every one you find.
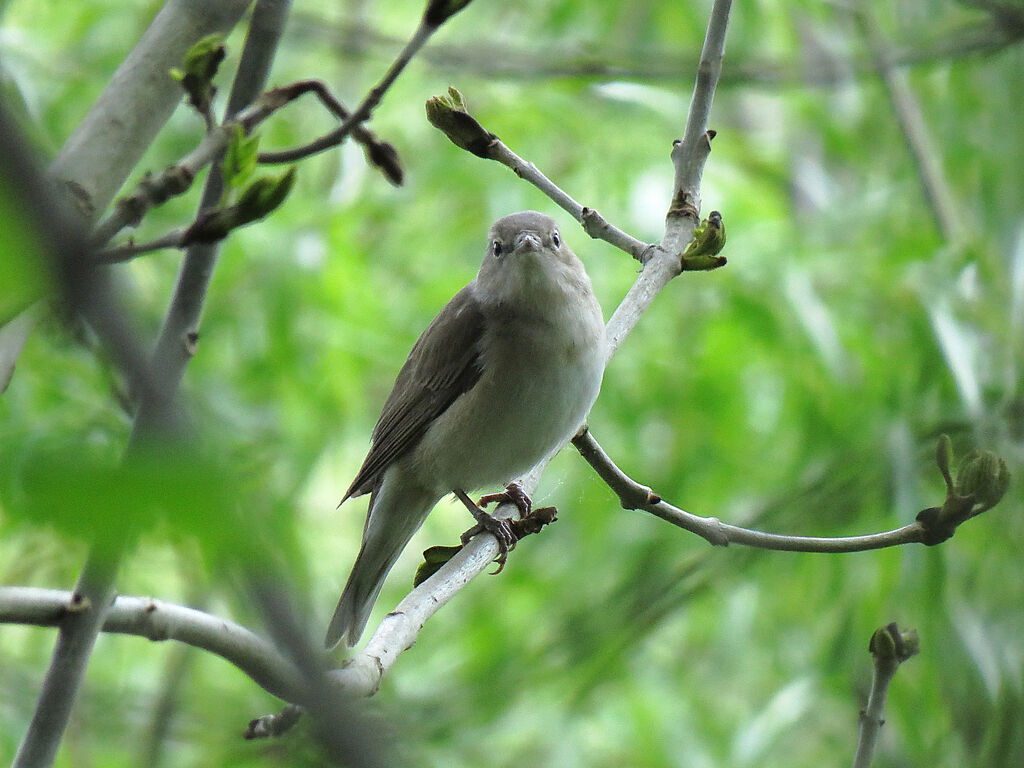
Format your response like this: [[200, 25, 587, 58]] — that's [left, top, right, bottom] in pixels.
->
[[320, 0, 735, 701], [853, 8, 963, 243], [852, 624, 920, 768], [48, 0, 252, 221], [13, 558, 119, 768], [289, 11, 1021, 88], [129, 0, 292, 449], [0, 588, 307, 703], [572, 428, 931, 553]]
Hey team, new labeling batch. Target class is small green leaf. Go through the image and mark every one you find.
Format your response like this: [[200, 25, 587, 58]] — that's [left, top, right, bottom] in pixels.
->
[[235, 166, 296, 224], [174, 34, 226, 117], [413, 544, 463, 587], [181, 34, 226, 82], [223, 124, 260, 189], [183, 167, 297, 244]]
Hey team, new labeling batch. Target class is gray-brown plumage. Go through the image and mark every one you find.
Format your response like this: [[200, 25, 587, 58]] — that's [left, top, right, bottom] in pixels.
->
[[326, 211, 605, 648]]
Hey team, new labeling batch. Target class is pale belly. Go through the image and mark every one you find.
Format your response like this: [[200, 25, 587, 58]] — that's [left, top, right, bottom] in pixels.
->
[[411, 317, 604, 494]]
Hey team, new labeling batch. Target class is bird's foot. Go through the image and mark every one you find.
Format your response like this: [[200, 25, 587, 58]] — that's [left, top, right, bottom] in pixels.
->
[[455, 489, 518, 573], [477, 482, 532, 517]]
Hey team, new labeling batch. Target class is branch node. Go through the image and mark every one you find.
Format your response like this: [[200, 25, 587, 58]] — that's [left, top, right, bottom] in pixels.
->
[[678, 210, 727, 271], [244, 703, 303, 740], [916, 435, 1009, 545], [67, 592, 91, 613], [425, 88, 498, 158]]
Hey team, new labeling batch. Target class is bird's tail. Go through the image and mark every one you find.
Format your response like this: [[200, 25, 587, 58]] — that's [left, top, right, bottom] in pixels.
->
[[325, 481, 436, 649]]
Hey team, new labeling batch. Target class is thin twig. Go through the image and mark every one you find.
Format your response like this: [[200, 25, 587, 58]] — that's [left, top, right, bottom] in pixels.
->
[[605, 0, 732, 362], [93, 230, 189, 263], [256, 80, 403, 183], [852, 624, 920, 768], [853, 8, 963, 243], [485, 140, 654, 261], [572, 428, 931, 552], [426, 90, 653, 261], [90, 80, 357, 248], [257, 19, 436, 163]]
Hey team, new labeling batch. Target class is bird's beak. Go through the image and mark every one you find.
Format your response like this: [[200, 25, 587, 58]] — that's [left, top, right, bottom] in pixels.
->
[[513, 231, 543, 253]]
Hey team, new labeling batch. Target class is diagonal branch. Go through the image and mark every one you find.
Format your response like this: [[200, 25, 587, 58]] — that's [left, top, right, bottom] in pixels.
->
[[604, 0, 732, 361], [319, 0, 735, 702], [256, 3, 459, 165], [90, 79, 394, 249], [424, 92, 654, 261], [853, 8, 963, 243]]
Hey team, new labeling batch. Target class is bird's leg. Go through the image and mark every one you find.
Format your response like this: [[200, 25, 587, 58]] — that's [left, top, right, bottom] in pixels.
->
[[477, 481, 532, 518], [455, 488, 517, 572]]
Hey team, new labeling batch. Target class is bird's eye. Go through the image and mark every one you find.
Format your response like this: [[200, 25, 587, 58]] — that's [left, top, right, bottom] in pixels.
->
[[552, 231, 561, 247], [493, 240, 503, 257]]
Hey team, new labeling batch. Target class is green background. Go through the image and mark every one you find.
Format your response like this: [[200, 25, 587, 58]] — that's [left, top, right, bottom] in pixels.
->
[[1, 0, 1022, 765]]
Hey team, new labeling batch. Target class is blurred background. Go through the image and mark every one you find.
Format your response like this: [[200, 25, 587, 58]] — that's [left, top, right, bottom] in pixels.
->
[[1, 0, 1022, 765]]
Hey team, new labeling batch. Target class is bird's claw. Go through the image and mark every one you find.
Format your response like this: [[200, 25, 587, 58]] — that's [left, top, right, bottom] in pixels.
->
[[477, 482, 532, 518], [460, 514, 517, 573], [456, 484, 532, 573]]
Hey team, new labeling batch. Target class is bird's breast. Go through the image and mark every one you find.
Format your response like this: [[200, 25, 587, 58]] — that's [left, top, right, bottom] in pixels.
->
[[412, 294, 604, 494]]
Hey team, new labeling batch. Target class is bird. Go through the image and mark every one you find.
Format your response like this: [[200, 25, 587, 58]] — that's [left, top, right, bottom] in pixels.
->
[[326, 210, 605, 648]]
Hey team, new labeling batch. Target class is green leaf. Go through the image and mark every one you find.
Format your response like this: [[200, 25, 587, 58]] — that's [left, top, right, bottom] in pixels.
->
[[234, 166, 296, 224], [222, 124, 260, 189], [174, 33, 226, 117], [414, 544, 463, 587]]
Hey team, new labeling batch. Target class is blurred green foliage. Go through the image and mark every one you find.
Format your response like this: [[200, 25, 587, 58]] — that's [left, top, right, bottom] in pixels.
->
[[1, 0, 1023, 766]]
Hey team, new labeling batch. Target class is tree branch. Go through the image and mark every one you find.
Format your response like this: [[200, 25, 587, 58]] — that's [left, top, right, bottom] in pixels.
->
[[12, 7, 294, 766], [1, 97, 180, 768], [89, 79, 375, 249], [425, 89, 654, 261], [572, 428, 1008, 552], [605, 0, 731, 361], [853, 7, 963, 243], [325, 0, 734, 699], [852, 624, 920, 768], [128, 0, 293, 449], [572, 428, 926, 552], [256, 14, 439, 164], [0, 588, 307, 703], [48, 0, 252, 221], [12, 557, 119, 768]]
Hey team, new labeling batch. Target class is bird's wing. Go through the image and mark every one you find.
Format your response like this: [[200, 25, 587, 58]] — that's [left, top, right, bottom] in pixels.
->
[[341, 284, 486, 501]]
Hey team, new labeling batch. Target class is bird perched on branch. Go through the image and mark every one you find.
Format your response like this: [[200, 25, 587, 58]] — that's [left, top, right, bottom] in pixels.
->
[[326, 210, 605, 648]]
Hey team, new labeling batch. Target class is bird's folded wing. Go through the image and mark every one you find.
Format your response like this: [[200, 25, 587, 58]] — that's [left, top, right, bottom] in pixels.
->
[[341, 284, 486, 500]]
